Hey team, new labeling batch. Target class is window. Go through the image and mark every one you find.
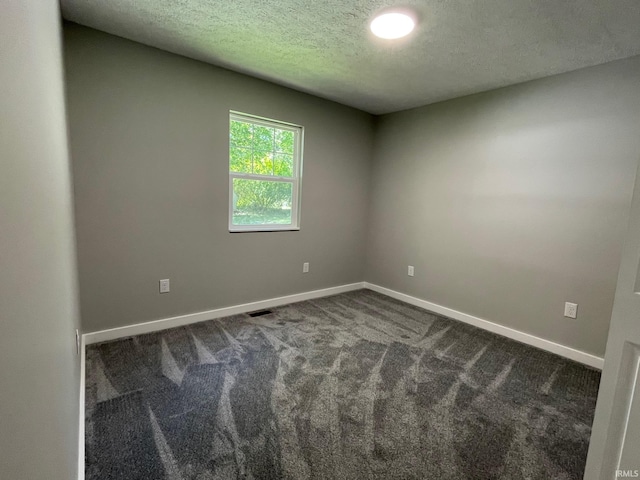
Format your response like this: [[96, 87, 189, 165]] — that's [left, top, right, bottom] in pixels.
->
[[229, 112, 303, 231]]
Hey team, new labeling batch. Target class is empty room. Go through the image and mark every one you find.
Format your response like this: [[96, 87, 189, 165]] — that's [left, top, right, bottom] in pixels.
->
[[3, 1, 640, 479]]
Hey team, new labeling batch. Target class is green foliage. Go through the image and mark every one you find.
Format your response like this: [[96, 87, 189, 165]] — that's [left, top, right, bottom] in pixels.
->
[[230, 120, 294, 176], [230, 119, 296, 216], [233, 178, 292, 211], [232, 208, 292, 226]]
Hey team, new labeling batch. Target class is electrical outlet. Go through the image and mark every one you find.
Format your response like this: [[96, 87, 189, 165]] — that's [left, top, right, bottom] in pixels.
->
[[159, 279, 170, 293], [408, 265, 415, 277], [564, 302, 578, 319], [303, 262, 310, 273]]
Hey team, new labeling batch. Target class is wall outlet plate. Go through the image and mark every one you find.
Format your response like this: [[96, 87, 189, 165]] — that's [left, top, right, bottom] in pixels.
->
[[564, 302, 578, 319], [303, 262, 309, 273], [408, 265, 415, 277], [159, 279, 170, 293]]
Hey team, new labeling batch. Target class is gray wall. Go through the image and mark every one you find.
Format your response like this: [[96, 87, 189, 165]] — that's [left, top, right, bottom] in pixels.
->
[[366, 56, 640, 357], [0, 2, 80, 479], [64, 24, 374, 333]]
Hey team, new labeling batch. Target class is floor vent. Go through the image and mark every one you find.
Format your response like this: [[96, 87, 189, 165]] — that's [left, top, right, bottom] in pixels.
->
[[248, 309, 273, 318]]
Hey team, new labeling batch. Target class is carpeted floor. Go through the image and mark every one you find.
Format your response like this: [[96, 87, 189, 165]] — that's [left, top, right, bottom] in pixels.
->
[[85, 289, 600, 480]]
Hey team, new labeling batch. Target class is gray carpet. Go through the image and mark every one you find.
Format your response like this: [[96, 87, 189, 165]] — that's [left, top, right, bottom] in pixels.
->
[[85, 289, 600, 479]]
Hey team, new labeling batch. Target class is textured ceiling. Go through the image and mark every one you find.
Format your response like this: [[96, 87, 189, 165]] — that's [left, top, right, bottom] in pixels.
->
[[61, 0, 640, 114]]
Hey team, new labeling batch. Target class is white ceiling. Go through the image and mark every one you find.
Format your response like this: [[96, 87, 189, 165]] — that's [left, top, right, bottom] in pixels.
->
[[61, 0, 640, 115]]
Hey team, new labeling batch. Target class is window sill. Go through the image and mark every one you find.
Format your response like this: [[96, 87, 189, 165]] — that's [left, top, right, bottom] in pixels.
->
[[229, 226, 300, 233]]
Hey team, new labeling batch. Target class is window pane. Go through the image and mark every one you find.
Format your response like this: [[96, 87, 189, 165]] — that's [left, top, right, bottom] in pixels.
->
[[230, 146, 252, 173], [274, 153, 293, 177], [252, 150, 274, 175], [230, 120, 252, 148], [232, 178, 293, 226], [253, 125, 275, 152], [275, 129, 294, 154]]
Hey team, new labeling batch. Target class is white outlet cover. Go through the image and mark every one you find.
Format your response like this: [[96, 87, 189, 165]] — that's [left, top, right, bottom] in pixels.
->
[[160, 279, 170, 293], [408, 265, 415, 277], [564, 302, 578, 319], [303, 262, 309, 273]]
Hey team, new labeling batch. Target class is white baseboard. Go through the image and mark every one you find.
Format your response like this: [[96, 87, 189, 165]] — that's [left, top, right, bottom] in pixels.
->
[[364, 282, 604, 370], [82, 279, 603, 370], [84, 282, 365, 345]]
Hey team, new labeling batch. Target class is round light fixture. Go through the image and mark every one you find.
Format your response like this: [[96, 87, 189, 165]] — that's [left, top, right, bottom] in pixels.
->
[[370, 11, 415, 39]]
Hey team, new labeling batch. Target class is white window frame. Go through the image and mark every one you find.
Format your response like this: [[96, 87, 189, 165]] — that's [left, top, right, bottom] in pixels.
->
[[228, 111, 303, 232]]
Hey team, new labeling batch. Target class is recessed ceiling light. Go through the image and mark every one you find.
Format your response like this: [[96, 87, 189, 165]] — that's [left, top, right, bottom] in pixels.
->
[[370, 11, 416, 39]]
